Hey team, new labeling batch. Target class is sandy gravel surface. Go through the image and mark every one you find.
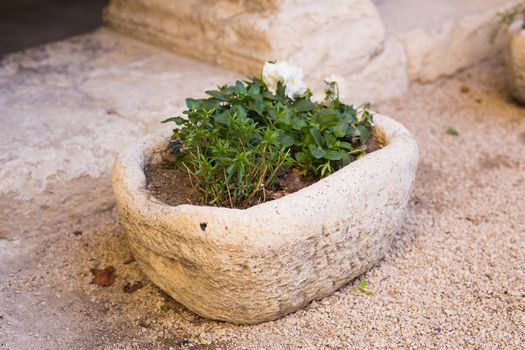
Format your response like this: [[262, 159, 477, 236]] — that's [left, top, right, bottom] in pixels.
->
[[1, 58, 524, 349]]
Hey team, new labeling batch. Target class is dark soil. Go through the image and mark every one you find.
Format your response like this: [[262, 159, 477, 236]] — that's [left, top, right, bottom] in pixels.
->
[[144, 162, 202, 206], [145, 127, 386, 208]]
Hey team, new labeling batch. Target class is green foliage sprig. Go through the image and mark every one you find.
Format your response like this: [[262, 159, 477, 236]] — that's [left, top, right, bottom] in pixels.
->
[[491, 3, 525, 42], [163, 77, 373, 208]]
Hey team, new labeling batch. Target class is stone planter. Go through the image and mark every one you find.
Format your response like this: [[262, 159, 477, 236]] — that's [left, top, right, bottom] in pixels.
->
[[506, 21, 525, 105], [111, 114, 418, 324]]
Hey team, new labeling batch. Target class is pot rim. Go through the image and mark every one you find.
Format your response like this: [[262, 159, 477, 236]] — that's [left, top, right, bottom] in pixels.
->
[[113, 113, 416, 209], [112, 112, 419, 246]]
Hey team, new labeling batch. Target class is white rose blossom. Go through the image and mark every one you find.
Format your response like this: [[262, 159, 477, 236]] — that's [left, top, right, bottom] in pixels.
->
[[262, 61, 308, 99]]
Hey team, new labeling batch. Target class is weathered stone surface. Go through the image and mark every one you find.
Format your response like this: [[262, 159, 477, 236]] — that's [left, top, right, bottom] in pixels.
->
[[111, 114, 419, 324], [506, 23, 525, 105], [0, 29, 237, 239], [375, 0, 524, 81], [345, 37, 408, 105], [0, 25, 405, 241], [104, 0, 383, 76], [104, 0, 408, 102], [3, 25, 525, 345], [103, 0, 525, 98]]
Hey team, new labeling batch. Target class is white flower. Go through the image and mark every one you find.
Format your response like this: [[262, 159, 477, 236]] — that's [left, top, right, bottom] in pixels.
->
[[310, 74, 348, 105], [262, 62, 281, 93], [262, 61, 308, 99], [311, 91, 327, 104], [285, 75, 308, 99], [324, 74, 347, 100], [356, 104, 373, 122]]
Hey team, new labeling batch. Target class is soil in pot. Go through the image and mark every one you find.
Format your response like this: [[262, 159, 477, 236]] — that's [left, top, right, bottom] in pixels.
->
[[145, 127, 387, 208]]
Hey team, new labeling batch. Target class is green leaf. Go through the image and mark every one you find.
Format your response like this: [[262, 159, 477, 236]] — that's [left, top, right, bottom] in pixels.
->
[[267, 107, 277, 120], [246, 96, 265, 116], [337, 141, 354, 150], [324, 150, 343, 160], [201, 99, 220, 111], [213, 113, 228, 126], [340, 152, 350, 166], [186, 98, 202, 109], [205, 90, 228, 101], [276, 110, 292, 125], [333, 122, 348, 138], [255, 96, 265, 115], [295, 151, 307, 162], [160, 304, 172, 312], [161, 116, 185, 124], [317, 161, 332, 177], [293, 99, 316, 112], [324, 132, 336, 146], [278, 133, 296, 148], [235, 80, 247, 93], [446, 127, 459, 136], [357, 125, 370, 144], [291, 116, 307, 130], [346, 127, 360, 138], [262, 91, 277, 100], [308, 144, 325, 159], [343, 110, 357, 123], [232, 105, 247, 119], [318, 109, 340, 129], [226, 164, 236, 182], [248, 81, 261, 95], [356, 152, 366, 160], [355, 278, 373, 296], [309, 127, 323, 146]]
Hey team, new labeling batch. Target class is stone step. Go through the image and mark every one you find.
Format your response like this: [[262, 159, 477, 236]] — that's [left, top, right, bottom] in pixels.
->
[[103, 0, 409, 103], [373, 0, 523, 81], [0, 29, 237, 239]]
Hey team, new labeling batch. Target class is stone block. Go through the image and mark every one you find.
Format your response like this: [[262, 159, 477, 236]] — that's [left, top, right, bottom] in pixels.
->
[[104, 0, 406, 102]]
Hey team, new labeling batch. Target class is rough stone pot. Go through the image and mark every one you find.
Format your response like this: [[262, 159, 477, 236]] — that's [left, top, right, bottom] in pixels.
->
[[506, 22, 525, 105], [111, 114, 419, 324]]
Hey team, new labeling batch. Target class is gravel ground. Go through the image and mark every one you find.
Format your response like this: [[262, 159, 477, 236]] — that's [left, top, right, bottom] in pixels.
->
[[1, 58, 524, 349]]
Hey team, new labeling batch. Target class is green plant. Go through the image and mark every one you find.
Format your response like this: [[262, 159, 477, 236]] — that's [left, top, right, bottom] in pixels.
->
[[491, 3, 525, 42], [354, 278, 374, 296], [162, 72, 373, 208], [446, 127, 459, 136]]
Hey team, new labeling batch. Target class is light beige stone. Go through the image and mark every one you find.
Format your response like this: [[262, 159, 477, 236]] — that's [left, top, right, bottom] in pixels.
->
[[3, 25, 525, 346], [104, 0, 384, 77], [0, 29, 237, 239], [344, 37, 408, 105], [111, 114, 419, 324], [506, 22, 525, 105], [375, 0, 524, 82], [103, 0, 408, 102]]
